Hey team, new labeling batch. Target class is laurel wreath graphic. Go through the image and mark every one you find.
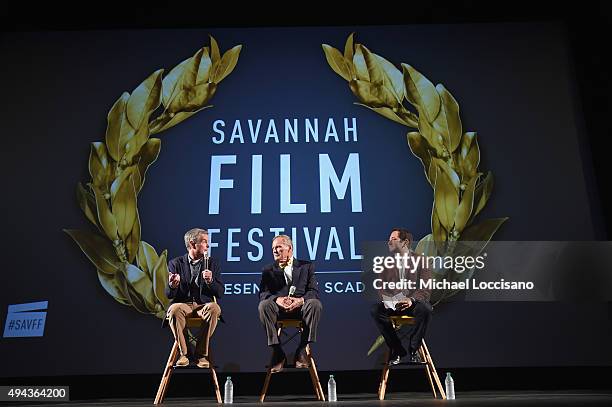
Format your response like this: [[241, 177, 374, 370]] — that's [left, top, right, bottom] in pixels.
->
[[323, 33, 508, 293], [322, 33, 508, 354], [64, 36, 242, 319], [65, 30, 505, 329]]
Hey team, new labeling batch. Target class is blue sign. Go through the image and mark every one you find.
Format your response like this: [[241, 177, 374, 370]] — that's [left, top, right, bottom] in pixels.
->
[[3, 301, 48, 338]]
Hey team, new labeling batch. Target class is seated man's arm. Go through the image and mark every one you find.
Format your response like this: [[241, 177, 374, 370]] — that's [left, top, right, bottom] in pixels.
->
[[205, 257, 224, 299], [258, 269, 278, 302], [411, 257, 432, 303], [302, 262, 319, 301], [284, 262, 318, 311], [166, 258, 179, 299]]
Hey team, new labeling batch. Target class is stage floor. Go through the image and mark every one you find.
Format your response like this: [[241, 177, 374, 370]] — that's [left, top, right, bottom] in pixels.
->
[[9, 391, 612, 406]]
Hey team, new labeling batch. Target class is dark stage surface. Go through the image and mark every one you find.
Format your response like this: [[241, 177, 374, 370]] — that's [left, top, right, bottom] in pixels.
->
[[4, 391, 612, 406], [3, 366, 612, 405]]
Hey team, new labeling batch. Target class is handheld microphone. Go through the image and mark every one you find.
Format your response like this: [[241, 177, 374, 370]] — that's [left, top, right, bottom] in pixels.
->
[[203, 252, 210, 285]]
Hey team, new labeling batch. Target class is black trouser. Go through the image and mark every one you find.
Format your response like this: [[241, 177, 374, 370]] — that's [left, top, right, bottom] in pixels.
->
[[370, 300, 432, 354], [258, 298, 322, 346]]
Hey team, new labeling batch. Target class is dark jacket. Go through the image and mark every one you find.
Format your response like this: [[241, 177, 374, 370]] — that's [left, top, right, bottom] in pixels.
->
[[258, 258, 319, 302], [380, 251, 431, 303], [165, 254, 224, 304]]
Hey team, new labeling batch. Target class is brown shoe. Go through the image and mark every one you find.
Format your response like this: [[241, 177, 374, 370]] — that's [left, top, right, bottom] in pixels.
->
[[269, 347, 286, 373], [196, 356, 210, 369], [176, 355, 189, 367], [294, 350, 310, 368]]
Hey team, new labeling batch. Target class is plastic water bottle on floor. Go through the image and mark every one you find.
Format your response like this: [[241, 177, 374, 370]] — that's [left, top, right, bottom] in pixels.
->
[[224, 376, 233, 404], [445, 372, 455, 400], [328, 374, 337, 402]]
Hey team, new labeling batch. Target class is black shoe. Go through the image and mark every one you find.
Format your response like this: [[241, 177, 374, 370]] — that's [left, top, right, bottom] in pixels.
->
[[294, 343, 310, 368], [295, 350, 310, 368], [388, 347, 408, 366], [408, 351, 424, 364], [269, 346, 286, 373]]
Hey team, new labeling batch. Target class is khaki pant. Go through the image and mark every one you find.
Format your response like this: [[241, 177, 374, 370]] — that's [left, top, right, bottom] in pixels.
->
[[167, 302, 221, 357]]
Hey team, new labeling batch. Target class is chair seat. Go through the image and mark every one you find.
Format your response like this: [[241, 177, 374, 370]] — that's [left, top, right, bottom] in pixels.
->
[[185, 317, 207, 328], [276, 319, 302, 328], [389, 315, 416, 326]]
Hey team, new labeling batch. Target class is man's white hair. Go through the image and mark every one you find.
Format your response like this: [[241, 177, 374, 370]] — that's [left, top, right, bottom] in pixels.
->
[[184, 228, 208, 250], [273, 234, 293, 249]]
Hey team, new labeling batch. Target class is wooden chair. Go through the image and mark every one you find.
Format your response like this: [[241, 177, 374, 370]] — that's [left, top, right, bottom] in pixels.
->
[[378, 315, 446, 400], [259, 319, 325, 402], [154, 316, 222, 404]]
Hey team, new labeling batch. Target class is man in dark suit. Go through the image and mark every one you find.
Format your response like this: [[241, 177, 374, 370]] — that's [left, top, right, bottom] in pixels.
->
[[166, 228, 223, 368], [370, 228, 432, 365], [258, 234, 322, 372]]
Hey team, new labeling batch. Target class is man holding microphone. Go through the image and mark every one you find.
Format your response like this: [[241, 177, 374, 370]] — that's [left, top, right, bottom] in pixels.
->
[[166, 228, 223, 368], [258, 235, 322, 372]]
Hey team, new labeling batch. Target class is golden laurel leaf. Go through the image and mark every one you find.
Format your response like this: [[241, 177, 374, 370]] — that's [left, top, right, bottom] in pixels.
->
[[66, 37, 242, 318], [322, 32, 509, 320], [323, 33, 508, 243]]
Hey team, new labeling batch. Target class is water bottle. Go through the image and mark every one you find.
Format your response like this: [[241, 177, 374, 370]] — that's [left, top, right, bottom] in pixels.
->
[[224, 376, 233, 404], [445, 372, 455, 400], [327, 374, 337, 402]]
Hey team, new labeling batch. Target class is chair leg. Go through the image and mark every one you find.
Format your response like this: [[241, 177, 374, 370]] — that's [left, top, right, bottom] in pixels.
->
[[422, 340, 446, 399], [208, 354, 222, 403], [378, 349, 391, 400], [307, 361, 323, 400], [419, 346, 437, 398], [259, 368, 273, 403], [154, 341, 179, 404], [305, 347, 320, 400], [259, 326, 284, 403], [306, 345, 325, 401]]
